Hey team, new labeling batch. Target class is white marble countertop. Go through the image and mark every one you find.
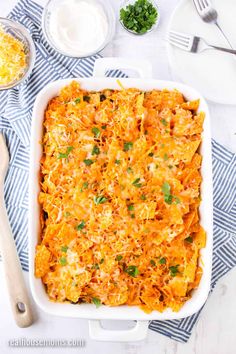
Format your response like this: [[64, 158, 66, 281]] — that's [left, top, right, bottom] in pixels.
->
[[0, 0, 235, 353]]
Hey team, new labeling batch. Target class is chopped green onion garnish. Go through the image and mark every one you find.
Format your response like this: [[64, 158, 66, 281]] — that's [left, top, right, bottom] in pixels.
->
[[92, 297, 101, 308], [58, 146, 74, 159], [92, 127, 100, 138], [132, 178, 142, 188], [74, 97, 81, 104], [75, 220, 86, 230], [169, 265, 179, 277], [59, 257, 67, 266], [161, 118, 168, 126], [94, 196, 107, 205], [127, 167, 133, 174], [92, 263, 100, 270], [163, 153, 168, 161], [123, 141, 133, 151], [115, 255, 123, 261], [150, 259, 156, 267], [61, 246, 68, 253], [81, 182, 88, 192], [92, 145, 100, 156], [185, 236, 193, 243], [125, 265, 139, 277], [84, 159, 94, 166], [159, 257, 166, 265]]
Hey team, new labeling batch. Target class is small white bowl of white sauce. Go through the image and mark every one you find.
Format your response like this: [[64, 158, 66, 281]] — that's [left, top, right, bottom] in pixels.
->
[[42, 0, 116, 58]]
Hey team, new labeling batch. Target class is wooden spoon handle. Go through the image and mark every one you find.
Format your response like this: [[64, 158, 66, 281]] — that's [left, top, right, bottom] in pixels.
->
[[0, 193, 34, 327]]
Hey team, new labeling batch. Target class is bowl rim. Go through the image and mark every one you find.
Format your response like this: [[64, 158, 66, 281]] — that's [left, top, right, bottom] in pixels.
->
[[41, 0, 116, 58], [0, 17, 36, 91]]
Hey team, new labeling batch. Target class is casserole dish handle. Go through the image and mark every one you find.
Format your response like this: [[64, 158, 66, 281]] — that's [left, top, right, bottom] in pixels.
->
[[89, 320, 149, 342], [93, 57, 152, 79]]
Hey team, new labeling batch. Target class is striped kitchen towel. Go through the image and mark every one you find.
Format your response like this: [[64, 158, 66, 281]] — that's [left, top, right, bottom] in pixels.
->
[[0, 0, 235, 344]]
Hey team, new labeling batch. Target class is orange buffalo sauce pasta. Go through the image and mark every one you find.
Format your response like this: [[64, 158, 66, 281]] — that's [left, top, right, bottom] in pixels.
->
[[35, 81, 206, 313]]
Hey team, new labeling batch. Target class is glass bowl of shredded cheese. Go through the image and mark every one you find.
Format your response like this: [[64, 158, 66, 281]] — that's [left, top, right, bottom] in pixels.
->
[[0, 18, 36, 90]]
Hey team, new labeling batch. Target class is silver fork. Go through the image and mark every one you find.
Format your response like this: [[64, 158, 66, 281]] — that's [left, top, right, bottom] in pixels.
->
[[167, 31, 236, 55], [193, 0, 234, 50]]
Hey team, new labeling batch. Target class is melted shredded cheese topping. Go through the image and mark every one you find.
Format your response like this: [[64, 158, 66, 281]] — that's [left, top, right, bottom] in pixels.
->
[[0, 26, 26, 85], [35, 81, 206, 313]]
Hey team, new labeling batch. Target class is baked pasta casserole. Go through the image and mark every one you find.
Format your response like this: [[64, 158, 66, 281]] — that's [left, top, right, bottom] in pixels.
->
[[35, 81, 206, 313]]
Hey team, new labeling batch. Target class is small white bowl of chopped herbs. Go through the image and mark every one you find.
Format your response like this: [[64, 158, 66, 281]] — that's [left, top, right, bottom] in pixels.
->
[[120, 0, 160, 35]]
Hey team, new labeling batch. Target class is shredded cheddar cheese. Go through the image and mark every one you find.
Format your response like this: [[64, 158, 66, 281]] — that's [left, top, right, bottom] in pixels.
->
[[35, 81, 206, 313], [0, 26, 26, 86]]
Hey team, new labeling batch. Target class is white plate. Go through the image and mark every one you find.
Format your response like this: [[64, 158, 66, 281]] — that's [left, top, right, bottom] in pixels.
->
[[167, 0, 236, 105]]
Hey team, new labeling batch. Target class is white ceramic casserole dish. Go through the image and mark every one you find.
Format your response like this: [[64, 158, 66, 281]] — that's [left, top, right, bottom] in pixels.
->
[[29, 58, 213, 341]]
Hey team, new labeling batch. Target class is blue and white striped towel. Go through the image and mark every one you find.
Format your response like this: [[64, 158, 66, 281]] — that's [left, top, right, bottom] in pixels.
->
[[0, 0, 235, 343]]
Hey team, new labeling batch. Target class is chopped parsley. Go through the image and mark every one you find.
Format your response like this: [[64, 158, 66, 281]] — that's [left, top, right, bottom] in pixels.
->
[[84, 159, 94, 166], [101, 125, 107, 130], [100, 258, 104, 264], [140, 194, 146, 200], [58, 146, 74, 159], [120, 0, 158, 34], [115, 159, 121, 165], [132, 178, 142, 188], [75, 220, 86, 231], [169, 265, 179, 277], [94, 196, 107, 205], [92, 297, 101, 308], [74, 97, 81, 104], [61, 246, 68, 253], [123, 141, 133, 151], [59, 257, 67, 266], [92, 127, 100, 138], [128, 204, 134, 211], [92, 145, 100, 156], [159, 257, 166, 265], [125, 265, 139, 277], [115, 255, 123, 261], [130, 213, 135, 219]]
